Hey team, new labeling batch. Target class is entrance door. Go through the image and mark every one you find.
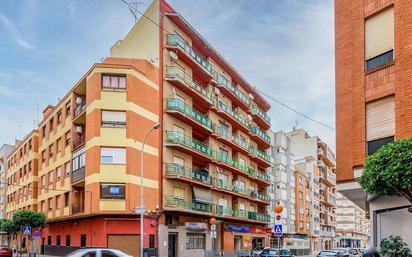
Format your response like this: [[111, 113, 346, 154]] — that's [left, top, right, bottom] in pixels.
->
[[234, 236, 242, 250], [168, 233, 178, 257], [252, 237, 264, 249]]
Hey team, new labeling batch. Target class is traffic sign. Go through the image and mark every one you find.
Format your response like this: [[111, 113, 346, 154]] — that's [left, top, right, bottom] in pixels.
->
[[22, 226, 31, 235], [33, 231, 41, 238], [210, 230, 217, 239], [211, 224, 216, 231], [274, 224, 283, 236]]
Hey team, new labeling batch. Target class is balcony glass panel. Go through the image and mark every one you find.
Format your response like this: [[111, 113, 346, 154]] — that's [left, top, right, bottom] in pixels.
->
[[166, 98, 212, 129], [165, 66, 211, 100], [165, 131, 212, 157]]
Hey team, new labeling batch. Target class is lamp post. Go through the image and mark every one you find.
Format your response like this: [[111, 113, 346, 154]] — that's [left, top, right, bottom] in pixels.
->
[[140, 123, 160, 257]]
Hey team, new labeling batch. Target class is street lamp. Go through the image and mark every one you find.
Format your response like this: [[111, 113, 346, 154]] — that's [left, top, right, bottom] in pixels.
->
[[139, 123, 160, 257]]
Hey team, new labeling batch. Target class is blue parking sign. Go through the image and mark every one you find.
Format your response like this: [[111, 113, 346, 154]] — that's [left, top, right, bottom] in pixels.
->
[[274, 224, 283, 236]]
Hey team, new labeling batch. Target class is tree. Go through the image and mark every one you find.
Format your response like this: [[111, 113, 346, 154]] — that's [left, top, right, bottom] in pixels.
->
[[358, 138, 412, 209], [12, 210, 47, 229], [0, 219, 18, 246], [380, 236, 412, 257]]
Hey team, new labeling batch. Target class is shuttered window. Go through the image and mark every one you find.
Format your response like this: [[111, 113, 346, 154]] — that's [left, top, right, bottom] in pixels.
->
[[366, 96, 395, 141], [102, 111, 126, 128], [365, 7, 394, 60]]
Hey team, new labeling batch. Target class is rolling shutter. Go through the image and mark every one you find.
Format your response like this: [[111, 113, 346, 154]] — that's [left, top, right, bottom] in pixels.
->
[[108, 234, 140, 257], [366, 96, 395, 141], [365, 7, 394, 60]]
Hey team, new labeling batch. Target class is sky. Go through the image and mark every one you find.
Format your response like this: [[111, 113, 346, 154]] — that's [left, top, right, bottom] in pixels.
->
[[0, 0, 335, 148]]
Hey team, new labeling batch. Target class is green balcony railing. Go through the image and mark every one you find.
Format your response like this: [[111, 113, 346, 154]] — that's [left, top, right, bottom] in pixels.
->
[[212, 124, 249, 151], [248, 212, 271, 222], [249, 147, 271, 163], [216, 153, 249, 173], [252, 105, 271, 125], [218, 75, 251, 108], [233, 135, 249, 150], [165, 131, 212, 157], [165, 66, 212, 101], [215, 100, 249, 128], [165, 196, 211, 213], [232, 209, 248, 219], [256, 191, 269, 202], [166, 98, 212, 129], [166, 34, 212, 74], [165, 163, 211, 185], [248, 167, 270, 183], [249, 126, 271, 144], [215, 206, 231, 216]]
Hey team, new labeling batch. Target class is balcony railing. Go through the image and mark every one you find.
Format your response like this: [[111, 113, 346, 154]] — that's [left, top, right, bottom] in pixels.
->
[[73, 134, 85, 149], [165, 131, 212, 157], [166, 98, 212, 129], [218, 75, 251, 108], [165, 163, 211, 185], [166, 34, 212, 74], [71, 203, 84, 214], [249, 147, 271, 163], [74, 104, 86, 118], [249, 126, 271, 144], [248, 167, 270, 183], [165, 196, 212, 213], [215, 100, 249, 128], [215, 153, 249, 174], [165, 66, 212, 101], [248, 212, 271, 222], [252, 105, 271, 125], [71, 166, 85, 184], [212, 125, 249, 151]]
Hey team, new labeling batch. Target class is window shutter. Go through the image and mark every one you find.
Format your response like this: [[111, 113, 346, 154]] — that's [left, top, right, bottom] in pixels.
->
[[366, 96, 395, 141], [102, 111, 126, 123], [365, 7, 394, 60]]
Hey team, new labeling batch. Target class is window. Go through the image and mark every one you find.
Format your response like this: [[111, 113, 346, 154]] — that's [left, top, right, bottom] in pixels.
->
[[41, 150, 46, 164], [49, 171, 53, 185], [173, 187, 184, 199], [80, 234, 87, 247], [66, 235, 71, 246], [66, 102, 71, 117], [219, 148, 229, 161], [102, 75, 126, 89], [100, 147, 126, 164], [367, 136, 394, 155], [65, 132, 71, 147], [366, 96, 395, 145], [41, 176, 45, 188], [56, 195, 61, 209], [299, 191, 303, 200], [365, 7, 394, 71], [56, 235, 61, 246], [100, 183, 125, 199], [49, 144, 53, 158], [47, 236, 52, 245], [56, 138, 62, 153], [186, 233, 205, 250], [56, 166, 61, 180], [48, 198, 52, 211], [64, 192, 70, 207], [41, 201, 45, 212], [42, 126, 46, 138], [172, 156, 184, 166], [72, 148, 85, 171], [101, 110, 126, 128], [57, 111, 62, 124], [65, 161, 70, 176], [149, 235, 155, 248]]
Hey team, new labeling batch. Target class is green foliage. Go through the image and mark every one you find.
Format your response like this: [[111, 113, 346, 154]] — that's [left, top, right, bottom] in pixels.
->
[[0, 219, 18, 235], [359, 138, 412, 203], [380, 235, 412, 257], [12, 210, 47, 228]]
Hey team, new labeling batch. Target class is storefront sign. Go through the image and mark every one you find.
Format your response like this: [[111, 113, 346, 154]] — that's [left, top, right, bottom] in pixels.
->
[[251, 227, 266, 234], [185, 222, 207, 231], [225, 225, 250, 233]]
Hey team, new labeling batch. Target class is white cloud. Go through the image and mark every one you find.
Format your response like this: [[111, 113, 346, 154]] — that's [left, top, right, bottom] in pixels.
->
[[0, 15, 36, 51]]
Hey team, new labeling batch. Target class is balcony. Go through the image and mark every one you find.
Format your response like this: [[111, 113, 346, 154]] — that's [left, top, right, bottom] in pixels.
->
[[165, 131, 213, 162], [165, 196, 212, 213], [248, 167, 271, 186], [73, 134, 85, 150], [249, 147, 271, 167], [214, 99, 250, 133], [212, 125, 250, 156], [165, 34, 212, 82], [215, 153, 249, 177], [71, 203, 84, 214], [165, 163, 212, 188], [71, 166, 85, 185], [252, 105, 271, 131], [249, 126, 271, 149], [74, 104, 86, 118], [217, 75, 252, 113], [165, 98, 213, 135], [248, 212, 271, 222], [165, 66, 213, 109], [214, 180, 252, 200]]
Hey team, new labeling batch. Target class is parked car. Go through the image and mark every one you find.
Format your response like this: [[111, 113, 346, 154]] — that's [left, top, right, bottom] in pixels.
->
[[260, 248, 295, 257], [65, 248, 132, 257], [0, 246, 12, 257], [359, 248, 367, 254], [317, 250, 342, 257], [252, 246, 270, 256], [332, 248, 355, 257], [349, 248, 361, 256]]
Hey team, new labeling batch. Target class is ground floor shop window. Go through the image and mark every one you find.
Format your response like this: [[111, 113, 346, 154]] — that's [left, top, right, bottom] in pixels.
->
[[186, 233, 205, 250], [80, 234, 87, 247]]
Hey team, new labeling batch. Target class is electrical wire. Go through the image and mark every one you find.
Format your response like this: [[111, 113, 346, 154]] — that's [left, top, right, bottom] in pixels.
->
[[119, 0, 336, 130]]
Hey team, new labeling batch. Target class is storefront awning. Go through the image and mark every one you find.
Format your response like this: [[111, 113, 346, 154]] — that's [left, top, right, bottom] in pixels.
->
[[193, 186, 213, 204]]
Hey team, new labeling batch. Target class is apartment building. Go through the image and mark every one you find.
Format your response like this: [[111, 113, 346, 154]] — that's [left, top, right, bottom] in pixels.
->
[[111, 0, 272, 256], [269, 132, 298, 250], [335, 193, 370, 248], [287, 128, 336, 252], [6, 131, 40, 218], [0, 144, 15, 219], [335, 0, 412, 247]]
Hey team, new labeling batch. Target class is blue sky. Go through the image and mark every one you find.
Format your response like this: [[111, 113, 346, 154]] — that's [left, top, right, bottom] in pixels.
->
[[0, 0, 335, 148]]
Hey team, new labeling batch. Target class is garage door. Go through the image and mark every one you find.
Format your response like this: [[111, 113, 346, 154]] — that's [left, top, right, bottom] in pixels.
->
[[108, 235, 140, 257]]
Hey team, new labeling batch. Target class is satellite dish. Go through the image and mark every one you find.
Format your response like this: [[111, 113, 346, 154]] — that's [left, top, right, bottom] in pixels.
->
[[169, 51, 178, 61]]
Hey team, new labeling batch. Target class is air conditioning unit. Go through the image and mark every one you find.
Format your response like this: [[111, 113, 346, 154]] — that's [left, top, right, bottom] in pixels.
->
[[75, 97, 82, 105], [76, 126, 83, 134]]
